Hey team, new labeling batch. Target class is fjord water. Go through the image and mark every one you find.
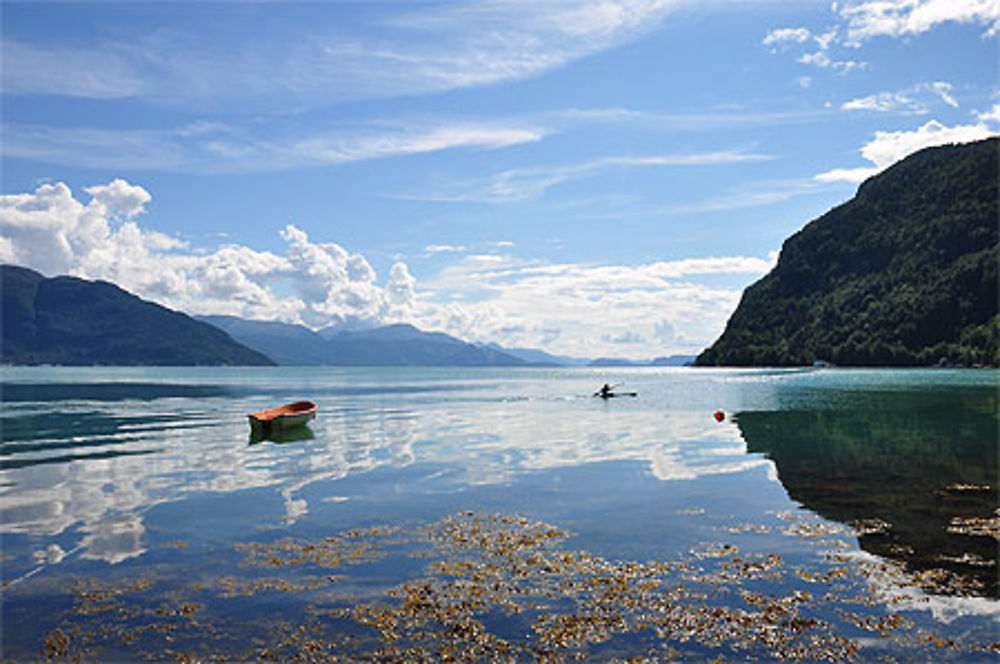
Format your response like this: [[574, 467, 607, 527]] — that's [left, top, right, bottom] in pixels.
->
[[1, 367, 997, 660]]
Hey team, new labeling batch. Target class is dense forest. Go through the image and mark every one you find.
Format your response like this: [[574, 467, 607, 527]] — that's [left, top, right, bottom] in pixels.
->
[[697, 138, 998, 367], [1, 265, 274, 366]]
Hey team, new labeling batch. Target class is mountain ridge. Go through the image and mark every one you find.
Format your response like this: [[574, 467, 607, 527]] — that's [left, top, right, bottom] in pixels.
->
[[696, 138, 999, 367], [1, 265, 274, 366], [199, 315, 528, 366]]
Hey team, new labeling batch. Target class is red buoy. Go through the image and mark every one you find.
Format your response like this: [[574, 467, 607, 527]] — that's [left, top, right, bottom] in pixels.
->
[[713, 410, 725, 422]]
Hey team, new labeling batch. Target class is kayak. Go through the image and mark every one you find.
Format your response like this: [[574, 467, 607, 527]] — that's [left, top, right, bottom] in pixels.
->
[[248, 400, 317, 431], [594, 392, 638, 399]]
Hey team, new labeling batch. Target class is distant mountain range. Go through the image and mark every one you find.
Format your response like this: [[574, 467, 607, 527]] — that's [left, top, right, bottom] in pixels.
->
[[1, 265, 273, 366], [199, 315, 528, 366], [198, 315, 700, 367], [588, 355, 697, 367], [0, 266, 691, 367], [696, 137, 999, 367]]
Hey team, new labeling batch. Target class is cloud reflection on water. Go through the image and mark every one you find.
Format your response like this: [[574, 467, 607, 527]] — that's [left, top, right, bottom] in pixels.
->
[[1, 375, 768, 566]]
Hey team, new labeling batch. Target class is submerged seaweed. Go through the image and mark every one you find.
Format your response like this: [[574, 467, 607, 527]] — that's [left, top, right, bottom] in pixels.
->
[[36, 511, 1000, 662]]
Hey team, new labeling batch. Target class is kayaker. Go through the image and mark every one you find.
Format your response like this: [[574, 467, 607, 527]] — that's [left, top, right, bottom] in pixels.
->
[[599, 383, 612, 398]]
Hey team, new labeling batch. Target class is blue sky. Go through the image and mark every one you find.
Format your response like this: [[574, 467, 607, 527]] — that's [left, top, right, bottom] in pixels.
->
[[2, 1, 998, 359]]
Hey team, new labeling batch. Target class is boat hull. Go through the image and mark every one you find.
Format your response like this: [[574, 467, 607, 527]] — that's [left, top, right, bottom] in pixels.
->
[[594, 392, 638, 399], [248, 401, 317, 431]]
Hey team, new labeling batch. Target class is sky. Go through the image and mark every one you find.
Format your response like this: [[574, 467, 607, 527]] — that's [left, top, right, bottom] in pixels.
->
[[2, 0, 998, 360]]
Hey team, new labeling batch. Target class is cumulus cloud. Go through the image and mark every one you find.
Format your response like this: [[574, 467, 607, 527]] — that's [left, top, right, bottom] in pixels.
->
[[797, 49, 865, 72], [815, 115, 999, 182], [837, 0, 1000, 44], [975, 101, 1000, 123], [417, 253, 775, 358], [762, 27, 812, 47], [764, 1, 1000, 74], [1, 178, 775, 358], [0, 180, 416, 329]]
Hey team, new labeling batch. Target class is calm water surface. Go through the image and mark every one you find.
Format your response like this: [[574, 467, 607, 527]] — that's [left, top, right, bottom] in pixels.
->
[[1, 367, 997, 661]]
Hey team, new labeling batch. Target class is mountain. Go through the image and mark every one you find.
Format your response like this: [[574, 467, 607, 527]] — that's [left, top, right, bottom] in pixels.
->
[[323, 324, 526, 366], [696, 138, 999, 367], [587, 357, 644, 367], [2, 265, 274, 366], [650, 355, 697, 366], [482, 343, 589, 366], [199, 317, 527, 366], [587, 355, 697, 367], [198, 315, 331, 365]]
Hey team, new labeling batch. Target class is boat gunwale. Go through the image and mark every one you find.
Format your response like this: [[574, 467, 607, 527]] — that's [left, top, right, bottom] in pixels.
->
[[248, 400, 318, 424]]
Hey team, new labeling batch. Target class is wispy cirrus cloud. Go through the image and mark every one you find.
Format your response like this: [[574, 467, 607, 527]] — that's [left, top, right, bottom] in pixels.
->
[[2, 1, 681, 110], [2, 120, 547, 173], [4, 104, 831, 174], [842, 81, 959, 114], [402, 150, 773, 202]]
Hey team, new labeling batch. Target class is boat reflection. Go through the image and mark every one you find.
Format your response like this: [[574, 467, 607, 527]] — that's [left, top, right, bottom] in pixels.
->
[[736, 386, 999, 598], [249, 425, 315, 446]]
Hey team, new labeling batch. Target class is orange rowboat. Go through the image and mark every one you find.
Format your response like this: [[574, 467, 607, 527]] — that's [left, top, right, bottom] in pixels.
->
[[248, 400, 317, 431]]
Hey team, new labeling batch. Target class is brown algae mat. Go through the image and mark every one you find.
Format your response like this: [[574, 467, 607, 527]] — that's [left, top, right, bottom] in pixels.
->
[[35, 511, 1000, 662]]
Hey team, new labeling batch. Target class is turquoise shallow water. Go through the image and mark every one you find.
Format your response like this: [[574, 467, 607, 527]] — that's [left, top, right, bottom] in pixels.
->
[[1, 367, 997, 661]]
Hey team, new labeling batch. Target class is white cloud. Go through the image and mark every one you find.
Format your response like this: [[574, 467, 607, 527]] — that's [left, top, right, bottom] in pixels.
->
[[763, 21, 865, 72], [84, 179, 153, 220], [798, 50, 865, 72], [425, 244, 470, 255], [417, 254, 775, 358], [0, 178, 772, 357], [0, 180, 415, 329], [765, 1, 1000, 74], [837, 0, 1000, 44], [815, 116, 998, 182], [814, 167, 880, 183], [975, 101, 1000, 122], [409, 150, 773, 202], [2, 1, 680, 110], [291, 124, 546, 165], [841, 81, 959, 114], [2, 105, 835, 176], [763, 27, 812, 46], [0, 40, 147, 100], [3, 121, 546, 174]]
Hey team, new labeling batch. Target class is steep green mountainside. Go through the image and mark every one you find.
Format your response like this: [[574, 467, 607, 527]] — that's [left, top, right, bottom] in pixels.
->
[[2, 265, 274, 366], [697, 138, 999, 367]]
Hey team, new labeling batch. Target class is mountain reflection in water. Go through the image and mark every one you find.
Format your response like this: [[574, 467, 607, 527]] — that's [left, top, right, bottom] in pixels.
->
[[736, 386, 999, 598]]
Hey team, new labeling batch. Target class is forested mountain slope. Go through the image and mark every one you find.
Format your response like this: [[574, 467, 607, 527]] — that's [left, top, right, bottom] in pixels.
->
[[2, 265, 274, 366], [697, 138, 998, 367]]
